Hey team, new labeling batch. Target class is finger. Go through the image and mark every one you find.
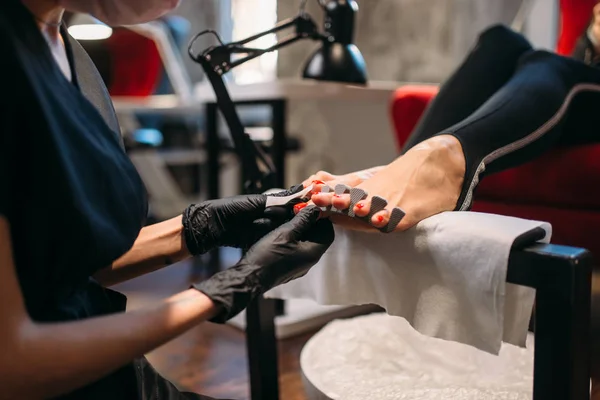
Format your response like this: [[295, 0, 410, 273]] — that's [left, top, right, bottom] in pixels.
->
[[285, 205, 321, 240], [302, 218, 335, 246], [221, 194, 268, 221], [265, 183, 305, 198], [263, 205, 293, 220], [246, 218, 283, 244]]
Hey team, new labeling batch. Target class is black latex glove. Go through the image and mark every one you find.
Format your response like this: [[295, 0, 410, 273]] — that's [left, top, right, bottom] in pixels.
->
[[182, 184, 305, 255], [193, 206, 334, 323]]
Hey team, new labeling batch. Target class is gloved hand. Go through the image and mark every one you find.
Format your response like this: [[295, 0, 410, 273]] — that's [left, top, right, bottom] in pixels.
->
[[182, 184, 305, 255], [193, 206, 334, 323]]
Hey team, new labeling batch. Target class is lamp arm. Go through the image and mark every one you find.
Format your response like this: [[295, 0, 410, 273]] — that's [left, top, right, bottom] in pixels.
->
[[188, 14, 324, 193], [200, 55, 275, 193]]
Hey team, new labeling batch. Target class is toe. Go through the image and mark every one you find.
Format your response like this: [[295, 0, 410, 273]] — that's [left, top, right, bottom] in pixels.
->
[[310, 192, 333, 207], [353, 200, 370, 217], [332, 193, 351, 210], [371, 209, 389, 228]]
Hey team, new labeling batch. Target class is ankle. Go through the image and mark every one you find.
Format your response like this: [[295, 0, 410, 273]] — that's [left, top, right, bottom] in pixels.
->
[[411, 135, 465, 173]]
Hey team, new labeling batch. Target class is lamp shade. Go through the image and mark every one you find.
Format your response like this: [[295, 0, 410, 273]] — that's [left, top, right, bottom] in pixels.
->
[[67, 14, 113, 40], [302, 42, 367, 84], [302, 0, 367, 85]]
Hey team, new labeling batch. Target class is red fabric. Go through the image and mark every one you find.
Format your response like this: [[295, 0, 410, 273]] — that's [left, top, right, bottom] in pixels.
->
[[389, 2, 600, 254], [556, 0, 596, 56], [105, 29, 162, 97], [476, 144, 600, 210], [390, 85, 439, 151]]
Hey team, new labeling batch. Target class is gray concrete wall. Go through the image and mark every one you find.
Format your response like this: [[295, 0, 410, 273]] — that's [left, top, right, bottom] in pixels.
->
[[170, 0, 232, 84], [277, 0, 524, 83]]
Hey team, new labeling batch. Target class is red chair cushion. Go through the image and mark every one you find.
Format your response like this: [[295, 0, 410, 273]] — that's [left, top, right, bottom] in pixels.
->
[[556, 0, 597, 56], [476, 144, 600, 210], [390, 85, 440, 151], [105, 28, 162, 97]]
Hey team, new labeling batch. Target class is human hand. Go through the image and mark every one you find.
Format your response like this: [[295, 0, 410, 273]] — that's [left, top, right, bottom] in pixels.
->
[[305, 135, 466, 232], [193, 206, 334, 323], [182, 185, 306, 255]]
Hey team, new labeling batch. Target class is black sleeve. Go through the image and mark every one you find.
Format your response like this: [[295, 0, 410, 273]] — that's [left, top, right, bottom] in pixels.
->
[[0, 137, 10, 217], [0, 33, 19, 219]]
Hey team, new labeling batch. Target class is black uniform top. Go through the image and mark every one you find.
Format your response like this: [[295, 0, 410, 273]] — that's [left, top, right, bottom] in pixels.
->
[[0, 0, 147, 321], [0, 1, 157, 398]]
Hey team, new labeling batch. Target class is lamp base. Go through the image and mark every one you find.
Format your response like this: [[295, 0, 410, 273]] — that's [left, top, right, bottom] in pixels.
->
[[303, 43, 367, 85]]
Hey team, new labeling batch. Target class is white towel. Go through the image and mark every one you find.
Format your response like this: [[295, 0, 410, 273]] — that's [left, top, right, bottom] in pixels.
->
[[266, 211, 552, 354]]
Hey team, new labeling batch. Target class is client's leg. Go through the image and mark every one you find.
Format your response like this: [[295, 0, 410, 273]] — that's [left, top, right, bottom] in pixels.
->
[[302, 25, 532, 193], [313, 52, 600, 231], [403, 25, 533, 150]]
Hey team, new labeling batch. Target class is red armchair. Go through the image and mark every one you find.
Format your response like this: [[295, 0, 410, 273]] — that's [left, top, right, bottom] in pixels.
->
[[390, 0, 600, 257]]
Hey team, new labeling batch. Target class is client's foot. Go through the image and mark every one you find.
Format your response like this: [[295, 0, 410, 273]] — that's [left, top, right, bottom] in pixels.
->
[[301, 167, 383, 190], [308, 135, 466, 232]]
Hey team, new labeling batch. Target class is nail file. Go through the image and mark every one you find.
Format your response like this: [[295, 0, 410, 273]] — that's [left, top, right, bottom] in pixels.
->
[[265, 185, 314, 208]]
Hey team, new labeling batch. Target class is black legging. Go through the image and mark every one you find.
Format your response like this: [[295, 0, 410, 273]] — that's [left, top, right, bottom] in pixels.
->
[[402, 25, 600, 212]]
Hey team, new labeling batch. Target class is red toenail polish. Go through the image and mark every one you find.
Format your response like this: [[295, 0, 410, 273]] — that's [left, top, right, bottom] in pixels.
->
[[377, 216, 384, 222], [333, 194, 341, 198], [356, 203, 365, 209], [294, 203, 308, 213], [313, 180, 325, 184]]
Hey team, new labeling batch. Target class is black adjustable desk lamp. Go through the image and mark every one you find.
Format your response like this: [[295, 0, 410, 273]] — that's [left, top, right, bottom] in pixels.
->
[[188, 0, 367, 195]]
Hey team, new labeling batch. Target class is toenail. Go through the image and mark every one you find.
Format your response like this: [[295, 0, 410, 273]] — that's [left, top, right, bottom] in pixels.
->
[[294, 203, 308, 213]]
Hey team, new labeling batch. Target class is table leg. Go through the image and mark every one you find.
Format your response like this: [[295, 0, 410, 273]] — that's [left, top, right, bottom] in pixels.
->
[[271, 99, 287, 317], [532, 251, 592, 400], [246, 100, 287, 400], [246, 298, 280, 400]]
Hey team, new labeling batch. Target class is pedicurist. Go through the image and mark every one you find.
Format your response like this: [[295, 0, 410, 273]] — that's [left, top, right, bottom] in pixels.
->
[[0, 1, 334, 399]]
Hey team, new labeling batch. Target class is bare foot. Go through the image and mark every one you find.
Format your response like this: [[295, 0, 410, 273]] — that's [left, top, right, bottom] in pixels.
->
[[306, 135, 466, 232], [301, 166, 385, 191]]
